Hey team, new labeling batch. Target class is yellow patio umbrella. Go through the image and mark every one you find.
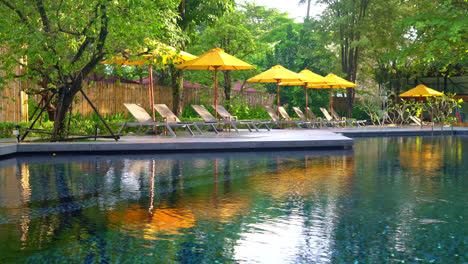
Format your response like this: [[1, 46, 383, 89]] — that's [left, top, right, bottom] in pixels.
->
[[102, 43, 197, 121], [399, 84, 444, 123], [175, 47, 255, 118], [247, 65, 309, 115], [307, 73, 357, 113], [399, 84, 444, 98], [102, 47, 197, 65], [279, 69, 328, 119]]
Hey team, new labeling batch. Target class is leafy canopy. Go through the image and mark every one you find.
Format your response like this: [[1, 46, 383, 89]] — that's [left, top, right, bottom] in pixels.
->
[[0, 0, 181, 89]]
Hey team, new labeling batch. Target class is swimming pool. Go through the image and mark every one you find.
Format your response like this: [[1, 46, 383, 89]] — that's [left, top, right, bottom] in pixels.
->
[[0, 136, 466, 263]]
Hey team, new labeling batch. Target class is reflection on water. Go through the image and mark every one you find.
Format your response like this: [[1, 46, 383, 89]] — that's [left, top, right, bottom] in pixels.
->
[[0, 137, 466, 263]]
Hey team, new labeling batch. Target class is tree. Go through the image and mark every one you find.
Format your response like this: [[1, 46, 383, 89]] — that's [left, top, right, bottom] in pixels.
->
[[0, 0, 180, 140], [317, 0, 371, 117], [394, 0, 468, 77], [186, 3, 295, 109], [170, 0, 234, 116], [194, 4, 279, 107], [298, 0, 313, 19]]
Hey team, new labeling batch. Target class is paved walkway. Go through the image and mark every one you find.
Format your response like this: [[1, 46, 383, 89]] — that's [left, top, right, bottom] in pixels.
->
[[1, 126, 467, 158], [0, 130, 353, 157]]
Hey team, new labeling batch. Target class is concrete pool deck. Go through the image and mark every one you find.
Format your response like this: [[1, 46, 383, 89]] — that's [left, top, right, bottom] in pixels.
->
[[1, 126, 468, 158], [0, 130, 353, 157]]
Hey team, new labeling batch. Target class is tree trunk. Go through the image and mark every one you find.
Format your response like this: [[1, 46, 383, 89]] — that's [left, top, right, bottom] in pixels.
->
[[306, 0, 311, 19], [51, 85, 77, 141], [223, 70, 232, 110], [171, 67, 184, 116]]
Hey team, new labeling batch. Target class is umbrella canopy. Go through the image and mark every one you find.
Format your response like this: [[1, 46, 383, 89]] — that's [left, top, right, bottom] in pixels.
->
[[307, 73, 357, 113], [247, 65, 309, 115], [279, 69, 328, 119], [102, 41, 197, 65], [399, 84, 444, 97], [176, 47, 255, 117], [279, 69, 328, 86], [102, 43, 197, 122], [102, 49, 196, 65], [309, 73, 357, 89], [399, 84, 444, 124]]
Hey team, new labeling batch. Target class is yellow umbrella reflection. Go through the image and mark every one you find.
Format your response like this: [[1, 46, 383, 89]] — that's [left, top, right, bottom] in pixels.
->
[[176, 196, 250, 223], [176, 158, 251, 223], [399, 139, 442, 174], [107, 205, 196, 240], [251, 156, 354, 199]]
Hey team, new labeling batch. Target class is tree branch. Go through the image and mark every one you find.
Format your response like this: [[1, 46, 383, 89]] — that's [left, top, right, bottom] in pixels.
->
[[0, 0, 30, 26], [74, 3, 109, 90], [71, 3, 100, 64], [56, 0, 79, 35], [36, 0, 51, 32]]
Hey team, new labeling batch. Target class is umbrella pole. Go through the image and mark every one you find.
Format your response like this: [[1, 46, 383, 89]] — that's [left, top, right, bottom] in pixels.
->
[[419, 97, 423, 126], [214, 68, 218, 119], [149, 64, 155, 121], [329, 87, 333, 113], [305, 85, 308, 120], [277, 80, 280, 116]]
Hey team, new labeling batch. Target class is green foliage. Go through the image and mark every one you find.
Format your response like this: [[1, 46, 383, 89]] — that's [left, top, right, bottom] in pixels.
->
[[181, 104, 204, 120], [426, 93, 462, 125], [352, 102, 371, 121], [227, 98, 269, 120], [0, 0, 182, 139], [0, 122, 17, 138], [394, 0, 468, 76]]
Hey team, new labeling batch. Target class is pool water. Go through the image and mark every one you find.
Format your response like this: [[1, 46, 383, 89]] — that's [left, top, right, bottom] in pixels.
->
[[0, 136, 466, 263]]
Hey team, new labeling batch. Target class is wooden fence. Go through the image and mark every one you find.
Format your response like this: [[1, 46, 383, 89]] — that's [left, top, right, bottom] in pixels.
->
[[182, 87, 275, 109], [0, 80, 275, 121], [72, 81, 174, 117], [0, 79, 28, 123]]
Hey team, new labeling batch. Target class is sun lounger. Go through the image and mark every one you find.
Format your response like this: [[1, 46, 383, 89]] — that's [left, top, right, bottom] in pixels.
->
[[305, 107, 336, 127], [319, 108, 346, 127], [118, 103, 191, 137], [278, 106, 312, 128], [331, 108, 366, 127], [211, 105, 270, 131], [264, 106, 306, 128], [292, 107, 323, 128], [191, 105, 237, 133], [153, 104, 204, 135], [409, 115, 422, 126]]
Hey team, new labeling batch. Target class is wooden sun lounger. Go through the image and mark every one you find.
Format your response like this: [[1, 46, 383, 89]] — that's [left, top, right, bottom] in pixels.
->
[[212, 105, 270, 132], [305, 107, 336, 127], [264, 106, 305, 128], [190, 105, 231, 134], [292, 107, 322, 128], [409, 115, 422, 126], [153, 104, 204, 135], [118, 103, 188, 137], [319, 108, 346, 127], [278, 106, 311, 128], [306, 107, 337, 127], [331, 108, 367, 127]]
